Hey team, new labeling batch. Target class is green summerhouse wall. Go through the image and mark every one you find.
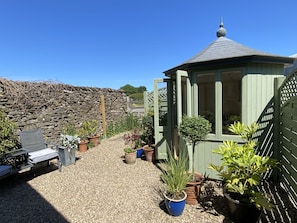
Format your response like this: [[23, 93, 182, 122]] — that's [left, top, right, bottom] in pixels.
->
[[242, 64, 284, 125], [157, 63, 286, 180]]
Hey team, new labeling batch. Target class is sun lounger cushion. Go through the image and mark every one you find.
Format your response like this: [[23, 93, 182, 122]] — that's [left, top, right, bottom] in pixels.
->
[[0, 165, 13, 177], [28, 148, 59, 164]]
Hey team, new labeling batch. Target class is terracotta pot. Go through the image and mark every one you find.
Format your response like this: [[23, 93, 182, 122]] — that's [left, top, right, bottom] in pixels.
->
[[78, 140, 89, 152], [125, 151, 136, 164], [185, 173, 204, 205], [143, 145, 155, 162], [88, 135, 100, 147]]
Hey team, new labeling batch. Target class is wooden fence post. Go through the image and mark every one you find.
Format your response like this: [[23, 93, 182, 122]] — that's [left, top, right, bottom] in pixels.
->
[[100, 95, 107, 138]]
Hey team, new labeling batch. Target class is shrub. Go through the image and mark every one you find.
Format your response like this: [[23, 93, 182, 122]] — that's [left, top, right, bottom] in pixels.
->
[[0, 110, 19, 154]]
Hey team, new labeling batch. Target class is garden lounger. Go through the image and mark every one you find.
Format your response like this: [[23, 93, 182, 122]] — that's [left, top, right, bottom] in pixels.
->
[[20, 128, 61, 172]]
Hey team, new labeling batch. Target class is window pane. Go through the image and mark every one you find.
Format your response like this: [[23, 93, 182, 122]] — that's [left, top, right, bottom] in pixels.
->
[[222, 71, 241, 134], [198, 74, 215, 133]]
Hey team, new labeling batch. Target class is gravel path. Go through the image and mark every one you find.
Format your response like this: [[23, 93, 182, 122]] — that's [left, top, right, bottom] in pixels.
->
[[0, 134, 296, 223]]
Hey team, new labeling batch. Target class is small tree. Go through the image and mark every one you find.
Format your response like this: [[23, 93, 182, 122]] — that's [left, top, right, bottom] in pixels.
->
[[179, 115, 211, 181]]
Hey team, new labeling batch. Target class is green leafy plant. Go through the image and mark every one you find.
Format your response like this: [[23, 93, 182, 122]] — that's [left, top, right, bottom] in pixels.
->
[[0, 110, 19, 155], [179, 115, 211, 181], [141, 114, 154, 146], [124, 147, 135, 153], [88, 141, 95, 149], [161, 147, 191, 199], [81, 119, 99, 137], [209, 122, 278, 210], [77, 126, 89, 142], [106, 113, 141, 138], [62, 122, 77, 135]]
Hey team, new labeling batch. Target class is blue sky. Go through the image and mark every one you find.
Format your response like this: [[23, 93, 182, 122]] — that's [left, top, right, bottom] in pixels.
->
[[0, 0, 296, 92]]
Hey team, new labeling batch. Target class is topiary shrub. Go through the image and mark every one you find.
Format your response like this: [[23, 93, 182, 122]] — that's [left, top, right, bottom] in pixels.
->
[[179, 115, 211, 181]]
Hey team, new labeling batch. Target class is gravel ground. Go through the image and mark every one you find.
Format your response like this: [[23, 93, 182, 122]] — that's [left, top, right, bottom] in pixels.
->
[[0, 134, 296, 223]]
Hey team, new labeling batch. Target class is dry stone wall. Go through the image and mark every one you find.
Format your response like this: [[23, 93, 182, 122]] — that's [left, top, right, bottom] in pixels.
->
[[0, 78, 127, 143]]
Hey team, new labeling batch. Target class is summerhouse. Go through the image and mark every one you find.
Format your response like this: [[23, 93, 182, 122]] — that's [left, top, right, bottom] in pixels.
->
[[153, 22, 294, 178]]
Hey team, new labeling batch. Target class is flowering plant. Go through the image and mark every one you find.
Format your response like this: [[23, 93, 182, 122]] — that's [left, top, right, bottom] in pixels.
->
[[60, 134, 80, 151], [122, 128, 142, 149]]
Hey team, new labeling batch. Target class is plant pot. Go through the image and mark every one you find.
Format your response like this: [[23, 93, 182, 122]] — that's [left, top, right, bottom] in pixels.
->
[[224, 190, 262, 223], [78, 140, 89, 152], [58, 146, 76, 166], [136, 147, 143, 158], [88, 135, 100, 147], [143, 145, 154, 162], [125, 151, 136, 164], [185, 173, 204, 205], [164, 191, 187, 216]]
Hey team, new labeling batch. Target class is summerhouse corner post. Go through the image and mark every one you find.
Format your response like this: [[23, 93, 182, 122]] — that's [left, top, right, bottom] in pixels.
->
[[215, 71, 222, 136], [186, 74, 192, 117], [192, 73, 198, 116], [176, 70, 189, 124]]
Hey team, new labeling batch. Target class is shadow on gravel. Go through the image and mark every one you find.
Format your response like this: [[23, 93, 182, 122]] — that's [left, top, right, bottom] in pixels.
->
[[0, 164, 69, 223], [199, 180, 297, 223], [159, 200, 170, 215]]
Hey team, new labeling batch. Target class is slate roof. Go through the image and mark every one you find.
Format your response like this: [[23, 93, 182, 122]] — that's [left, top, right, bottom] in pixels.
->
[[164, 22, 294, 75], [184, 36, 282, 64]]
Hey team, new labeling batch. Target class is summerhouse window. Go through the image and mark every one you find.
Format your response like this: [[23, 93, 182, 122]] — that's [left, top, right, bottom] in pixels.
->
[[221, 71, 241, 134], [196, 71, 242, 135], [198, 73, 216, 133]]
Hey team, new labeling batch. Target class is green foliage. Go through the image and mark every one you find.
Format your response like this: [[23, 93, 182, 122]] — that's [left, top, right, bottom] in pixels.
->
[[141, 114, 154, 145], [129, 92, 144, 104], [179, 115, 211, 181], [161, 147, 191, 199], [62, 122, 77, 135], [124, 147, 135, 153], [88, 141, 95, 149], [81, 119, 99, 137], [120, 84, 147, 96], [209, 122, 278, 210], [179, 115, 211, 145], [77, 127, 88, 141], [106, 113, 141, 138], [0, 110, 19, 154]]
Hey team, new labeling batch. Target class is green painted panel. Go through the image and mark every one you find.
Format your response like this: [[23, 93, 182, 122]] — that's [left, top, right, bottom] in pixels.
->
[[280, 127, 297, 147], [195, 141, 224, 179], [280, 165, 297, 193], [243, 73, 282, 125]]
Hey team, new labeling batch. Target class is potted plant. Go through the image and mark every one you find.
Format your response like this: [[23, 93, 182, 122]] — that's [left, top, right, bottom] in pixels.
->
[[59, 134, 80, 166], [160, 148, 191, 216], [77, 126, 89, 153], [179, 115, 211, 205], [123, 128, 143, 158], [141, 114, 155, 162], [82, 119, 100, 147], [123, 147, 136, 164], [58, 122, 80, 165], [209, 122, 278, 222], [141, 114, 155, 146]]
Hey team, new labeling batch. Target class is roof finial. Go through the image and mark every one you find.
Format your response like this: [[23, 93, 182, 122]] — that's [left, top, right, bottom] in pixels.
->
[[216, 18, 226, 38]]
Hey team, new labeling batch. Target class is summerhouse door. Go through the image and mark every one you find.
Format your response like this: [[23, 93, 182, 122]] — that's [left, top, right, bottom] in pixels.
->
[[153, 78, 171, 160]]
